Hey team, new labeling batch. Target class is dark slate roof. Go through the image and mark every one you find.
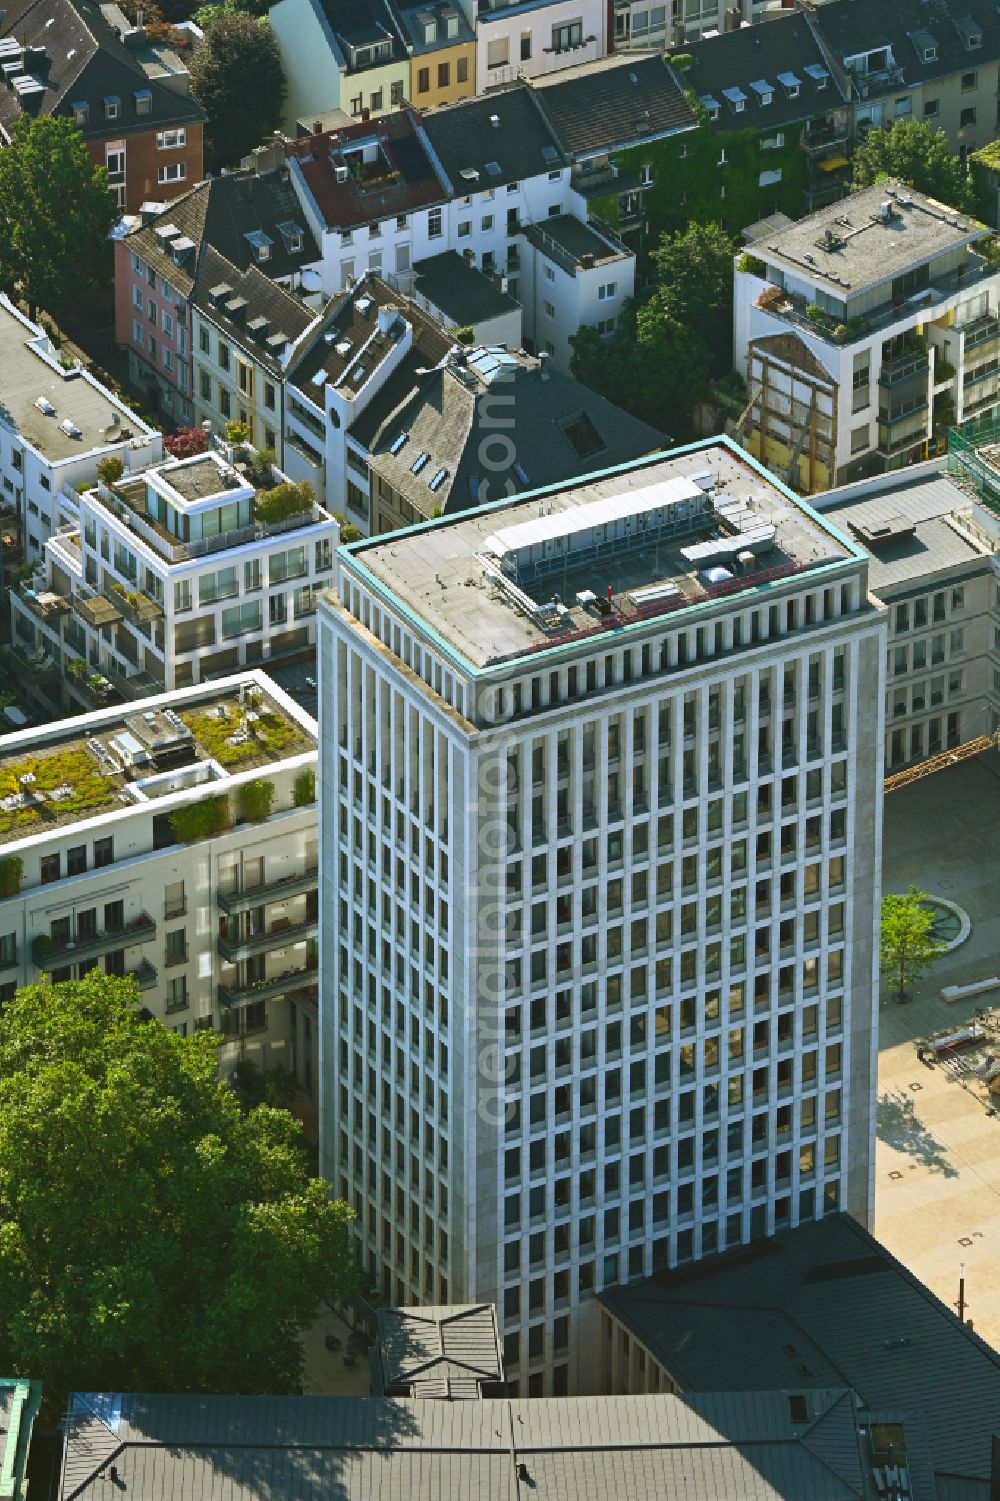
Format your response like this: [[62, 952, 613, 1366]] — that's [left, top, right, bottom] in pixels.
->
[[599, 1213, 1000, 1493], [291, 112, 446, 231], [316, 0, 404, 61], [356, 345, 666, 517], [0, 0, 204, 137], [532, 51, 697, 158], [814, 0, 1000, 97], [395, 0, 475, 56], [668, 12, 849, 131], [420, 80, 567, 192], [412, 251, 520, 325], [288, 274, 453, 390], [192, 246, 313, 372], [124, 171, 319, 292], [59, 1388, 876, 1501]]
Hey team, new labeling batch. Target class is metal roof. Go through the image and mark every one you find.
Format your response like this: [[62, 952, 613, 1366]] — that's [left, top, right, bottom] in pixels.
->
[[376, 1303, 505, 1398], [599, 1213, 1000, 1492], [483, 477, 703, 556], [60, 1387, 873, 1501]]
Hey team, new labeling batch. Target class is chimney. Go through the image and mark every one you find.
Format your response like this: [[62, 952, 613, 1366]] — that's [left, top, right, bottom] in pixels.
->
[[313, 119, 322, 133], [377, 304, 399, 335], [538, 350, 550, 380], [580, 252, 595, 269]]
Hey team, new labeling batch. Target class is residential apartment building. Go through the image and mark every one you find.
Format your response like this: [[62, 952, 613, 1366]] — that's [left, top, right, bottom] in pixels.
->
[[816, 459, 998, 771], [396, 0, 476, 107], [10, 447, 338, 709], [269, 0, 409, 136], [282, 274, 663, 525], [191, 248, 314, 457], [0, 0, 204, 212], [812, 0, 1000, 166], [0, 295, 160, 570], [734, 182, 1000, 494], [0, 672, 319, 1111], [454, 0, 607, 92], [115, 171, 321, 428], [318, 437, 885, 1393]]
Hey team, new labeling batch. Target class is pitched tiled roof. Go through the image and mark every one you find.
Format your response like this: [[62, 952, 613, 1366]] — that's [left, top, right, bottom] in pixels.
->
[[192, 246, 314, 372], [533, 51, 697, 158], [290, 111, 446, 231], [0, 0, 204, 137], [358, 345, 666, 517], [123, 171, 319, 292], [813, 0, 1000, 95], [668, 12, 849, 132], [288, 274, 453, 390], [420, 79, 567, 192]]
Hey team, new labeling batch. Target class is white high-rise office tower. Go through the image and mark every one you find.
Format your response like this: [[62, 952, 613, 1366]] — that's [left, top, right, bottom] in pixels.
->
[[318, 439, 886, 1396]]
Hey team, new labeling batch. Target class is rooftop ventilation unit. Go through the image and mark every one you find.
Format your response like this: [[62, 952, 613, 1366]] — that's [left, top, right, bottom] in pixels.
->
[[35, 395, 56, 415], [60, 418, 82, 438]]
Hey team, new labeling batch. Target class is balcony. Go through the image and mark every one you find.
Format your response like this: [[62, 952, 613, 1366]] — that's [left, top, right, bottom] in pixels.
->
[[216, 866, 319, 915], [127, 958, 158, 991], [217, 918, 319, 962], [101, 661, 166, 700], [800, 122, 849, 157], [878, 349, 929, 386], [104, 487, 328, 564], [218, 963, 319, 1008], [963, 313, 1000, 353], [72, 587, 123, 630], [32, 912, 156, 968], [17, 581, 70, 623], [106, 586, 164, 627], [877, 406, 929, 456]]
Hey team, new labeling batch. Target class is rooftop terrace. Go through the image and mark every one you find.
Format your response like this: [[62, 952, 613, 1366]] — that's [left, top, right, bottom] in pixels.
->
[[752, 182, 986, 296], [0, 296, 156, 464], [345, 442, 858, 671], [525, 214, 630, 275], [0, 677, 315, 848]]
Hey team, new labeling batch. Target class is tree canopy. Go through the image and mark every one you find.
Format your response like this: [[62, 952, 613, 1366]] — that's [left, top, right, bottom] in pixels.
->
[[852, 118, 972, 211], [0, 972, 356, 1414], [190, 13, 286, 168], [649, 221, 738, 376], [0, 116, 118, 319], [880, 885, 947, 1001]]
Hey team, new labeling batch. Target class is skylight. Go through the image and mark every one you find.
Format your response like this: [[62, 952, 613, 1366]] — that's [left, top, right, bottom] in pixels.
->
[[411, 452, 429, 475], [428, 467, 448, 492], [389, 431, 408, 455]]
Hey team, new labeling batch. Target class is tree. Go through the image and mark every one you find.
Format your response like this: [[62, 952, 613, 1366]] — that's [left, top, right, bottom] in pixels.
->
[[880, 885, 947, 1003], [164, 425, 211, 459], [852, 119, 971, 212], [0, 116, 117, 319], [0, 972, 357, 1414], [190, 14, 286, 169], [570, 297, 707, 436], [649, 221, 737, 376]]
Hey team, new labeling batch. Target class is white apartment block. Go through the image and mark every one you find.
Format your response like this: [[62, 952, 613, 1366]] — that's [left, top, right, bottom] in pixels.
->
[[11, 447, 339, 710], [318, 437, 886, 1396], [816, 459, 1000, 772], [734, 182, 1000, 495], [450, 0, 606, 89], [0, 295, 161, 564], [0, 672, 319, 1118]]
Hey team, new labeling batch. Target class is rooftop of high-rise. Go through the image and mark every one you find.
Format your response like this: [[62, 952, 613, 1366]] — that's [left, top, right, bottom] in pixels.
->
[[337, 439, 863, 672]]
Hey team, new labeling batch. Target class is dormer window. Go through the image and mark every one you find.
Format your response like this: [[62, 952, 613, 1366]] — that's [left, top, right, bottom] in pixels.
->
[[955, 13, 981, 49], [750, 79, 773, 105], [777, 70, 800, 98], [277, 219, 305, 253], [803, 62, 829, 90], [701, 94, 721, 119], [909, 29, 937, 64], [134, 88, 152, 114], [104, 95, 120, 120], [72, 100, 88, 124], [244, 228, 273, 263], [722, 86, 747, 114]]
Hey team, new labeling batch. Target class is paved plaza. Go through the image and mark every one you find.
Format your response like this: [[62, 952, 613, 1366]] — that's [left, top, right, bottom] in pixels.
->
[[877, 749, 1000, 1350]]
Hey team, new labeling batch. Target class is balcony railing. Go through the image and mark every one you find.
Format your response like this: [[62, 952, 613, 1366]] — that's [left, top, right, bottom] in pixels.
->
[[878, 350, 928, 385], [800, 123, 849, 156], [17, 582, 70, 622], [105, 493, 328, 564], [127, 958, 158, 991], [216, 866, 319, 915], [218, 963, 319, 1008], [963, 314, 1000, 353], [32, 912, 156, 968], [106, 587, 164, 626], [217, 918, 319, 962]]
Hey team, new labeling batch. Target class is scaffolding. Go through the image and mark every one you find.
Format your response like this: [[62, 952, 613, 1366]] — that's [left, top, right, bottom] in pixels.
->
[[884, 732, 1000, 793], [946, 411, 1000, 516]]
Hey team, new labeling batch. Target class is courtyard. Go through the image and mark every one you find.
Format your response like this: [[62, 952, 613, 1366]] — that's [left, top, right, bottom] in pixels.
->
[[877, 748, 1000, 1350]]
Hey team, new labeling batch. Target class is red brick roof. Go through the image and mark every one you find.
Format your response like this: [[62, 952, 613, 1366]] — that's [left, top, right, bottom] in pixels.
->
[[289, 111, 446, 231]]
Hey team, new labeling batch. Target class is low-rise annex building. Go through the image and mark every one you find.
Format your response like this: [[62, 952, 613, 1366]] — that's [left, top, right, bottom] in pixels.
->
[[0, 672, 319, 1117]]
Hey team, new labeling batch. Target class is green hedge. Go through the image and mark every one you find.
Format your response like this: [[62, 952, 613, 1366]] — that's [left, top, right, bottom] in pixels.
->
[[170, 795, 232, 843], [238, 778, 274, 823], [256, 481, 314, 525], [0, 854, 22, 898], [293, 768, 315, 807]]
